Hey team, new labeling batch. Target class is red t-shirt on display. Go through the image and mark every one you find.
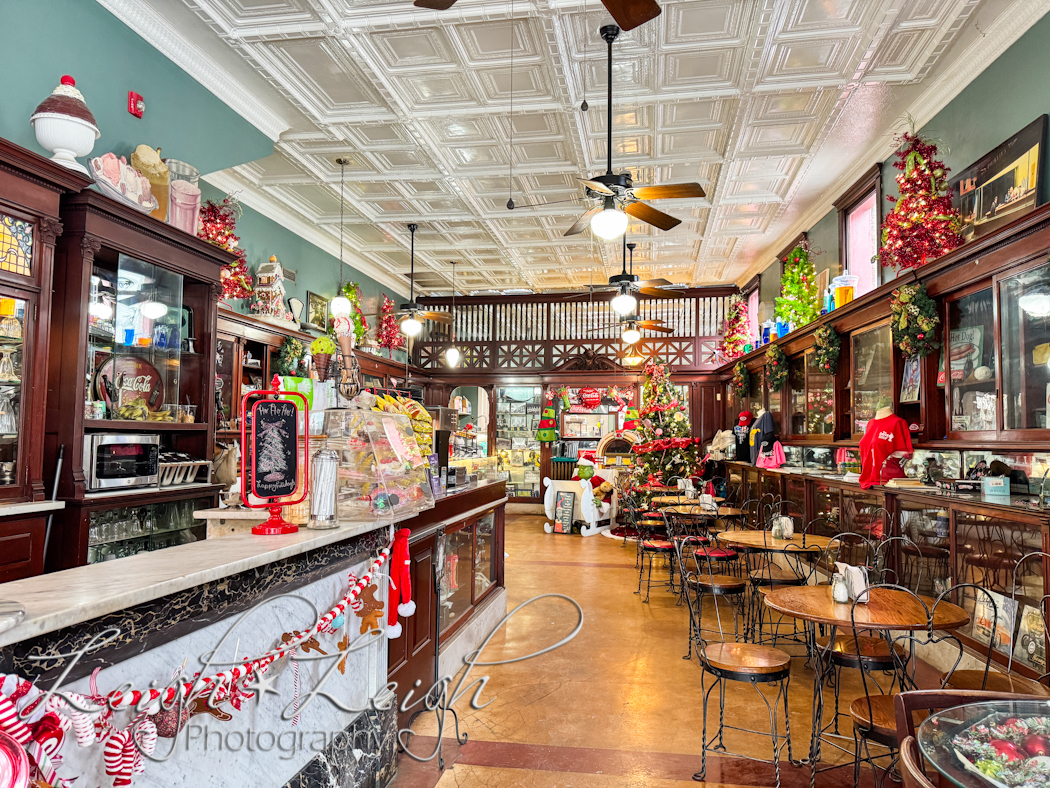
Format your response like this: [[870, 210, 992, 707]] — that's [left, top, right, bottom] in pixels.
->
[[858, 414, 913, 489]]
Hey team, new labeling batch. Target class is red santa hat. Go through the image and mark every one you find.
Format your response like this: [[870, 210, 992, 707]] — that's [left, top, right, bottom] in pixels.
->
[[577, 458, 595, 467], [386, 528, 415, 639]]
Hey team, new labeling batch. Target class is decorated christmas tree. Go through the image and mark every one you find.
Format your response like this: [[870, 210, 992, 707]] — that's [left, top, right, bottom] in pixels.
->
[[629, 360, 699, 503], [257, 421, 289, 482], [718, 293, 751, 360], [535, 394, 557, 442], [377, 294, 405, 351], [878, 131, 963, 271], [198, 196, 253, 300], [774, 240, 819, 328]]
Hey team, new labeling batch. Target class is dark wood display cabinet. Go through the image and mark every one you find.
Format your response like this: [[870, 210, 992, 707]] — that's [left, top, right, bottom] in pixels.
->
[[44, 190, 235, 571], [0, 141, 88, 581]]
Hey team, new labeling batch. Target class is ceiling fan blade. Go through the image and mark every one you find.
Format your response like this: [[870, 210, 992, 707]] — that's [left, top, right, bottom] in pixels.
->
[[414, 0, 459, 8], [631, 183, 706, 201], [418, 311, 454, 324], [599, 0, 662, 31], [564, 204, 603, 236], [636, 277, 674, 288], [638, 287, 684, 299], [587, 323, 622, 333], [644, 325, 675, 334], [624, 201, 682, 231], [579, 178, 614, 196], [635, 319, 666, 328], [561, 287, 615, 300]]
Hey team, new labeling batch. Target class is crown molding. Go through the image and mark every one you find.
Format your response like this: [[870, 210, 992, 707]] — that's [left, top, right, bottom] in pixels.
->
[[94, 0, 291, 141], [734, 0, 1050, 286], [202, 170, 410, 299]]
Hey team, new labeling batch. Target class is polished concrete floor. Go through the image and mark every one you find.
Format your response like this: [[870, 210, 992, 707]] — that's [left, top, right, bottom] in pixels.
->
[[389, 515, 877, 788]]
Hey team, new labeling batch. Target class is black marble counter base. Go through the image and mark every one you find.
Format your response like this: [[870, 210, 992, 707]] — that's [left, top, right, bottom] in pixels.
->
[[282, 704, 397, 788], [0, 527, 388, 682]]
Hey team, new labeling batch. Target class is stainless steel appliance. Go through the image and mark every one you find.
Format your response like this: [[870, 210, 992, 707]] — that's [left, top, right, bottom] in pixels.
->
[[84, 433, 160, 491]]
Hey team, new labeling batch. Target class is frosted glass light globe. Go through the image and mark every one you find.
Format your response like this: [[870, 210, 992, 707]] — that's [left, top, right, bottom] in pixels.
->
[[591, 207, 628, 240], [610, 291, 637, 315], [445, 346, 461, 367], [140, 301, 168, 320], [621, 326, 641, 345], [330, 295, 352, 318], [400, 315, 422, 337]]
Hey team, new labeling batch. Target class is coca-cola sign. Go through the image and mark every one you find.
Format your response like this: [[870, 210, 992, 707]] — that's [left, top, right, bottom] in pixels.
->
[[94, 356, 165, 410]]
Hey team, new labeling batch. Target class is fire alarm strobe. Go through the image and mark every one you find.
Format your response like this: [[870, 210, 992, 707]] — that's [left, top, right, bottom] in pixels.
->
[[128, 91, 144, 118]]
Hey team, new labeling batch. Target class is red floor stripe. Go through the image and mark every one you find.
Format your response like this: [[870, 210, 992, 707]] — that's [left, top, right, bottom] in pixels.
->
[[390, 736, 874, 787]]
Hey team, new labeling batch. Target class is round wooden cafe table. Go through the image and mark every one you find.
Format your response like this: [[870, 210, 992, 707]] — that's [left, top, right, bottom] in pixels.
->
[[764, 584, 969, 775], [650, 494, 725, 507], [716, 531, 834, 553]]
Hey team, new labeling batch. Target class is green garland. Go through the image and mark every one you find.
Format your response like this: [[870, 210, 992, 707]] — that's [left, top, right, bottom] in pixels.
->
[[273, 337, 305, 376], [765, 344, 788, 392], [813, 325, 840, 372], [891, 282, 940, 358], [731, 362, 749, 399]]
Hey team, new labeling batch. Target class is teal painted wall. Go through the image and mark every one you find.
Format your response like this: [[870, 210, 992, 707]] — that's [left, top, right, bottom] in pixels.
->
[[807, 208, 841, 281], [201, 183, 404, 324], [0, 0, 272, 174]]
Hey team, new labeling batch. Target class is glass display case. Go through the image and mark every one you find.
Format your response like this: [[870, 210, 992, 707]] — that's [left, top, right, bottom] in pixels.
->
[[852, 322, 893, 435], [904, 449, 962, 480], [0, 296, 26, 489], [747, 367, 764, 418], [804, 446, 836, 471], [1000, 260, 1050, 431], [561, 412, 616, 438], [450, 454, 499, 482], [496, 386, 543, 499], [86, 496, 209, 563], [806, 353, 835, 436], [787, 355, 806, 435], [474, 511, 496, 597], [323, 409, 435, 523], [897, 500, 951, 596], [946, 288, 997, 434], [439, 521, 474, 632]]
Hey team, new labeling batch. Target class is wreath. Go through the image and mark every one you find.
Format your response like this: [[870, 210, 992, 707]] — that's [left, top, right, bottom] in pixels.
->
[[273, 337, 305, 376], [813, 325, 840, 372], [765, 344, 787, 392], [731, 362, 749, 399], [891, 282, 940, 358]]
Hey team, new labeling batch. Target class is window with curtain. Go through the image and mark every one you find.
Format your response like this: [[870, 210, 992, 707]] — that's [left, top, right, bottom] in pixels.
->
[[747, 288, 760, 345], [846, 190, 879, 296]]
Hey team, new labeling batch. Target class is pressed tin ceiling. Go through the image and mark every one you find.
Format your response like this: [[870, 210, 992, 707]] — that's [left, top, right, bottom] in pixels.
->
[[107, 0, 1044, 294]]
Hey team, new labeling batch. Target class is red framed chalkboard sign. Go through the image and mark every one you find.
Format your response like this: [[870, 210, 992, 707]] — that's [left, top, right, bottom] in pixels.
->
[[240, 375, 310, 534]]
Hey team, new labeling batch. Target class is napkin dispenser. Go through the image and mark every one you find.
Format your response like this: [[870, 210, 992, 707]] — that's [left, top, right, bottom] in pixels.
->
[[834, 562, 870, 603]]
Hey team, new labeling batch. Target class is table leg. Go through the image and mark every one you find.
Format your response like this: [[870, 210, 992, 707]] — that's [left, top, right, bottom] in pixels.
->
[[805, 622, 836, 788]]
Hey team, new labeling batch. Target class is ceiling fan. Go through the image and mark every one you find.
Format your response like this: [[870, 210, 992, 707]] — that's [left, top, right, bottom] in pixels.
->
[[563, 24, 705, 240], [395, 223, 454, 337], [563, 240, 687, 314], [587, 241, 677, 340], [413, 0, 661, 32]]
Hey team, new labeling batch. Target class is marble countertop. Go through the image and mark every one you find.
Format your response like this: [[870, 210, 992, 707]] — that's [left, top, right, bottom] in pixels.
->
[[0, 518, 387, 649], [0, 500, 65, 518]]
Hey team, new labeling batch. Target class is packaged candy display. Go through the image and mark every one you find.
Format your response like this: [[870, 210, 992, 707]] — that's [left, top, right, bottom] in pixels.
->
[[323, 409, 435, 523], [371, 392, 434, 455], [950, 711, 1050, 787]]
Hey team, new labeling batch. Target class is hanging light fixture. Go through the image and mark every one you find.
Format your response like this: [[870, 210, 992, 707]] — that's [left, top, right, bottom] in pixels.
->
[[446, 260, 460, 367], [621, 322, 641, 345], [400, 224, 423, 337], [590, 196, 628, 240], [610, 237, 636, 314], [623, 345, 644, 365], [329, 158, 353, 319]]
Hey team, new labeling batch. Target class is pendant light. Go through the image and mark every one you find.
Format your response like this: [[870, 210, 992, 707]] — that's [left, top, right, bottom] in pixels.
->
[[329, 158, 352, 319], [445, 261, 460, 367], [621, 322, 641, 345], [400, 224, 423, 337], [623, 345, 644, 365]]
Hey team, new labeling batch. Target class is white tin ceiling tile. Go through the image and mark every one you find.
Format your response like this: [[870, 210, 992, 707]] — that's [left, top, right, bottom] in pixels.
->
[[663, 0, 751, 46], [452, 18, 543, 64], [369, 26, 458, 70], [662, 49, 742, 93], [475, 64, 556, 103], [759, 37, 862, 86], [736, 119, 821, 157], [396, 73, 479, 107], [345, 180, 401, 198], [779, 0, 875, 38], [659, 99, 735, 130], [865, 27, 938, 81]]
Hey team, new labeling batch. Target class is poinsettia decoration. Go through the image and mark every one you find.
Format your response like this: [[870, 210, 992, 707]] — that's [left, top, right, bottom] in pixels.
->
[[891, 282, 940, 358], [765, 344, 787, 392]]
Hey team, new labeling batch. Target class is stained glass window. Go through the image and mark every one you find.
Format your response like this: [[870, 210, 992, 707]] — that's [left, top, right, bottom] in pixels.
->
[[0, 214, 33, 276]]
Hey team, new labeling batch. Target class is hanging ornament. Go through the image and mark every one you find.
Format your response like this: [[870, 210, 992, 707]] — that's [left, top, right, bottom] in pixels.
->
[[579, 387, 602, 410]]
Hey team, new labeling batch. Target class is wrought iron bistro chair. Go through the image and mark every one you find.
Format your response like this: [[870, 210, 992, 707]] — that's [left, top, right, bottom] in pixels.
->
[[874, 535, 926, 593], [635, 504, 676, 603], [942, 551, 1050, 697], [684, 498, 742, 578], [672, 511, 747, 658], [685, 551, 797, 788], [846, 583, 1003, 788], [746, 519, 824, 646]]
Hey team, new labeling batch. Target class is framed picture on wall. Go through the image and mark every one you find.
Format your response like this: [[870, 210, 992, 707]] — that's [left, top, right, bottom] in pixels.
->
[[949, 115, 1047, 243], [900, 356, 921, 403], [304, 291, 328, 331]]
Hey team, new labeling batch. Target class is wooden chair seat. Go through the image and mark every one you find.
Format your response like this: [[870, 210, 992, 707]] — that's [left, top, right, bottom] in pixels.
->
[[941, 670, 1050, 697], [689, 573, 747, 592], [702, 642, 791, 676], [749, 566, 804, 586], [850, 695, 924, 740], [815, 634, 901, 660]]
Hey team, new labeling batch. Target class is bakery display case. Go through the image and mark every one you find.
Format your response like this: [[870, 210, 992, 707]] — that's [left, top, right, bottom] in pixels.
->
[[437, 503, 502, 636]]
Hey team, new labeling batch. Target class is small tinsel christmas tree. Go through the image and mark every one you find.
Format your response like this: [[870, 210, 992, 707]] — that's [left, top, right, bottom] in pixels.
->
[[535, 393, 557, 442], [775, 240, 819, 328], [718, 294, 751, 361], [629, 360, 699, 503], [377, 294, 405, 351], [198, 196, 253, 300], [878, 131, 963, 271]]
